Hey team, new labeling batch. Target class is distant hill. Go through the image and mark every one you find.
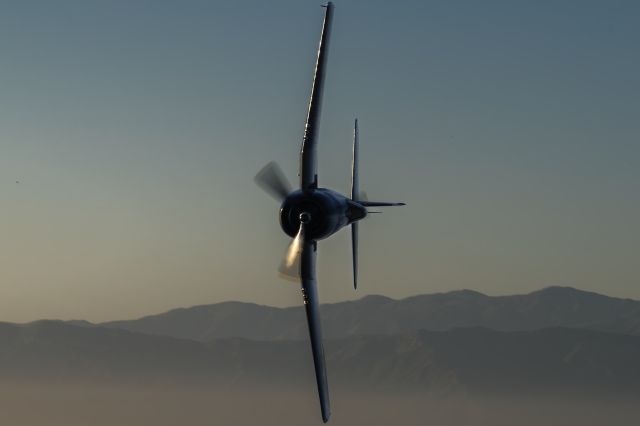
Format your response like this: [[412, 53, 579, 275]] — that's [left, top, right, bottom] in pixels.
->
[[2, 320, 640, 395], [100, 287, 640, 341]]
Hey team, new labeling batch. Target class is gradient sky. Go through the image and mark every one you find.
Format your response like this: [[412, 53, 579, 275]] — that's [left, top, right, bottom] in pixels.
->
[[1, 0, 639, 322]]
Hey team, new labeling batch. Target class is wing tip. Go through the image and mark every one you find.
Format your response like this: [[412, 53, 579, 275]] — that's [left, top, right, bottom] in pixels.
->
[[321, 405, 331, 423]]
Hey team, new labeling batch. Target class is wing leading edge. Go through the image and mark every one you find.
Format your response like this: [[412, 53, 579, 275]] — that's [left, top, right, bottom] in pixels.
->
[[300, 240, 330, 423], [299, 2, 334, 191]]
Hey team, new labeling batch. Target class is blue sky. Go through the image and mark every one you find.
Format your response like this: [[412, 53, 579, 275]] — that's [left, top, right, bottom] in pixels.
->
[[1, 0, 639, 321]]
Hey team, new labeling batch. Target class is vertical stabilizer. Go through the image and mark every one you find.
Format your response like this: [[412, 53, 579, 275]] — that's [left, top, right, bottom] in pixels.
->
[[351, 118, 359, 290]]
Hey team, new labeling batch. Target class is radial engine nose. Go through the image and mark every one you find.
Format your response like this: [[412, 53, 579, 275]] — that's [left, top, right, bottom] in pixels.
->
[[300, 212, 312, 224]]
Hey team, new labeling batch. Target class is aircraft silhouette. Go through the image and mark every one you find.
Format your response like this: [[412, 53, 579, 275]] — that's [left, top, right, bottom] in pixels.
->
[[254, 2, 404, 422]]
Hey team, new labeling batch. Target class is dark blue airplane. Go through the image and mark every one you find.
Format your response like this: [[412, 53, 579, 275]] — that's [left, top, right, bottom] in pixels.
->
[[254, 2, 404, 422]]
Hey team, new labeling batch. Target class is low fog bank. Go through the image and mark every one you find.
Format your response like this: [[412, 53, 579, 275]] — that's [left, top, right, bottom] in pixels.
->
[[0, 382, 638, 426]]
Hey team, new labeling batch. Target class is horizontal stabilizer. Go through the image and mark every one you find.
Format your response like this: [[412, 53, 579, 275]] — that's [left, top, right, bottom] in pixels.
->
[[359, 201, 405, 207]]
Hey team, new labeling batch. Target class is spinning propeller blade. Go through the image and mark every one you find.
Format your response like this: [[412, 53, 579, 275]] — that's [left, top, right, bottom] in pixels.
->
[[254, 161, 292, 202]]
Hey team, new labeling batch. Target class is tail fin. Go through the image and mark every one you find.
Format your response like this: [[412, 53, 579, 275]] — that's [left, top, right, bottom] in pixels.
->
[[350, 119, 359, 290], [349, 119, 405, 290]]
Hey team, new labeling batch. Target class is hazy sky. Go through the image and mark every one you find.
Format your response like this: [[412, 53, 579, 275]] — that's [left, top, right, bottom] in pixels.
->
[[1, 0, 639, 322]]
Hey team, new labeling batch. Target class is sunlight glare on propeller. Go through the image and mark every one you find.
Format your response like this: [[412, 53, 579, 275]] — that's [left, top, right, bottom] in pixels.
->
[[278, 213, 309, 280]]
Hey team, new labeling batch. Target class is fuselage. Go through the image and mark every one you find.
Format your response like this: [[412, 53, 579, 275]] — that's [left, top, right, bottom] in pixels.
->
[[280, 188, 367, 241]]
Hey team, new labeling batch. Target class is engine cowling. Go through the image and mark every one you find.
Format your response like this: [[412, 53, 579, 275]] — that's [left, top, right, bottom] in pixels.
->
[[280, 189, 365, 240]]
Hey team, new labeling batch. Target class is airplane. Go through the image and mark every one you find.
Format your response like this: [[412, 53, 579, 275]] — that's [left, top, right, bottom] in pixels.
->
[[253, 2, 404, 423]]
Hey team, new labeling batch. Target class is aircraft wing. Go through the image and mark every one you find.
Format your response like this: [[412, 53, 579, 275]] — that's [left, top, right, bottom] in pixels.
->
[[299, 2, 334, 191], [300, 240, 330, 423]]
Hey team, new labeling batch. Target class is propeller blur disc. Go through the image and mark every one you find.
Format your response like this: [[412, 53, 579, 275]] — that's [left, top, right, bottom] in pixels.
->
[[254, 161, 292, 202]]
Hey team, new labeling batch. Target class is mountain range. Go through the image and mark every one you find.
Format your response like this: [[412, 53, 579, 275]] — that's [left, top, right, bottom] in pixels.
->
[[2, 286, 640, 395], [100, 286, 640, 341]]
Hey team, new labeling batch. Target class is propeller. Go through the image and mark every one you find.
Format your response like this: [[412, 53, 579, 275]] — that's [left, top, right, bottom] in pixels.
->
[[254, 161, 292, 202], [278, 212, 310, 280]]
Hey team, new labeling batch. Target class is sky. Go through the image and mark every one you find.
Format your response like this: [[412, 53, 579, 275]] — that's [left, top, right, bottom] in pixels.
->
[[1, 0, 639, 322]]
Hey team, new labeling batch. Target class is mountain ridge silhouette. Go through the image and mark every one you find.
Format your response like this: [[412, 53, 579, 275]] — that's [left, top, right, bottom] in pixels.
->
[[94, 286, 640, 341]]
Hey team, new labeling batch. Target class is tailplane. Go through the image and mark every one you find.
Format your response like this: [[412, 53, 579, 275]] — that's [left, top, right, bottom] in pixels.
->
[[359, 201, 406, 207]]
